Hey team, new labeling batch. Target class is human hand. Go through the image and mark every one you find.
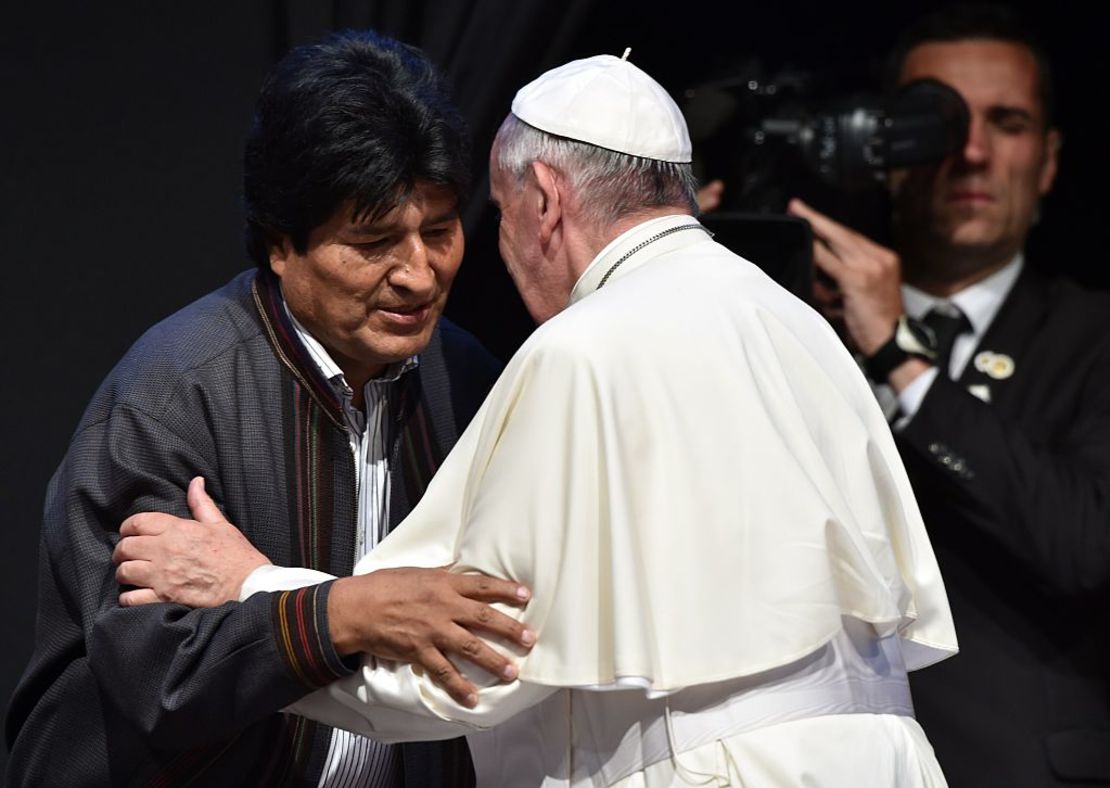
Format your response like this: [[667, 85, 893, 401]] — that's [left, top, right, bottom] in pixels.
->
[[696, 179, 726, 213], [113, 477, 271, 607], [787, 198, 905, 355], [327, 569, 535, 707]]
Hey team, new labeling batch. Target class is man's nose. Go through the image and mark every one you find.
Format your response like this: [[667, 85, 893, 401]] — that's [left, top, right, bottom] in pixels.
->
[[390, 235, 437, 295], [960, 116, 991, 167]]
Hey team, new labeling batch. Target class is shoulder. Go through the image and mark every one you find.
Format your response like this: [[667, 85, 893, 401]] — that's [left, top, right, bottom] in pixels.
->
[[1020, 269, 1110, 341], [81, 270, 272, 426]]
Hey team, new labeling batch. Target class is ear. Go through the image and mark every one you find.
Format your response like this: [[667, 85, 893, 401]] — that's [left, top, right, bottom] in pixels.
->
[[1038, 128, 1061, 196], [530, 160, 563, 245], [269, 235, 295, 278]]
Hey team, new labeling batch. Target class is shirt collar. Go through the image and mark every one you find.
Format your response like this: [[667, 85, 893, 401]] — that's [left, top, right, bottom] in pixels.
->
[[902, 253, 1023, 337], [568, 214, 704, 307], [280, 293, 417, 397]]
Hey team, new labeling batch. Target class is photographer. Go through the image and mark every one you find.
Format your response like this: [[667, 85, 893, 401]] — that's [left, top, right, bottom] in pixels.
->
[[788, 6, 1110, 786]]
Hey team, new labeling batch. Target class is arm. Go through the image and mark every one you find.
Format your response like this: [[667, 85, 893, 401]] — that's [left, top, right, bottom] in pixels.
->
[[285, 648, 558, 744], [113, 477, 534, 705], [6, 403, 353, 777], [787, 198, 1110, 595]]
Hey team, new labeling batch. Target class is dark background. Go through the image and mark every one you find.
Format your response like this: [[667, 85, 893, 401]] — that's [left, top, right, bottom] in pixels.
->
[[3, 1, 1106, 775]]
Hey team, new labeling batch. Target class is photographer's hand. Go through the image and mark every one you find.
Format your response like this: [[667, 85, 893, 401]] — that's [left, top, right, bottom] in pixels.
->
[[788, 198, 929, 391]]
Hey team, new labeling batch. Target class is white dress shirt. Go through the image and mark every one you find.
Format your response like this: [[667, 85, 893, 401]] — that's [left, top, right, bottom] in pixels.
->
[[883, 254, 1023, 423], [243, 300, 417, 788]]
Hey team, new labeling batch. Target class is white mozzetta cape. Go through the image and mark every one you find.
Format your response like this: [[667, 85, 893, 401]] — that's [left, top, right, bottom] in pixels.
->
[[283, 214, 957, 746]]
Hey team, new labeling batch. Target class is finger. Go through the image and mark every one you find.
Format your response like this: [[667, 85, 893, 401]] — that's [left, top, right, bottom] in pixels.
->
[[789, 199, 865, 259], [120, 513, 169, 538], [187, 476, 225, 525], [461, 600, 535, 650], [119, 588, 162, 607], [113, 534, 164, 564], [450, 573, 531, 606], [418, 648, 479, 707], [811, 240, 851, 280], [442, 627, 520, 683], [115, 559, 153, 589], [696, 180, 725, 213]]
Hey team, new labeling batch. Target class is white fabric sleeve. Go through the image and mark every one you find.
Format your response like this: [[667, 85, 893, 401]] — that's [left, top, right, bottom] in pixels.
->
[[285, 659, 558, 743], [238, 564, 338, 601], [244, 557, 557, 741], [894, 366, 939, 429]]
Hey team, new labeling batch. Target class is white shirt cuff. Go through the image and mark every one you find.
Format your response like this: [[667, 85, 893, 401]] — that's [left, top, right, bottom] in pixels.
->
[[893, 366, 939, 430], [239, 564, 339, 601]]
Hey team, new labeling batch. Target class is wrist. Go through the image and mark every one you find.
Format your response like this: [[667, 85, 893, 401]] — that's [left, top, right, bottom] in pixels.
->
[[326, 576, 360, 656], [863, 315, 937, 383], [888, 357, 932, 393]]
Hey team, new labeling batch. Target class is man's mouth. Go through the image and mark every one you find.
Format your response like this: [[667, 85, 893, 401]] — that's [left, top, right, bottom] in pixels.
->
[[948, 189, 994, 205], [377, 303, 433, 326]]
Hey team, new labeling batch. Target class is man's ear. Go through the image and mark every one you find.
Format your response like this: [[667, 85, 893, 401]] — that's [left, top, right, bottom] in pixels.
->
[[530, 160, 562, 245], [1039, 128, 1062, 196], [269, 235, 295, 278]]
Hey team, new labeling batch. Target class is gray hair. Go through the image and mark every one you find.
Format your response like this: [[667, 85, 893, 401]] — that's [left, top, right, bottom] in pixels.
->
[[493, 114, 699, 227]]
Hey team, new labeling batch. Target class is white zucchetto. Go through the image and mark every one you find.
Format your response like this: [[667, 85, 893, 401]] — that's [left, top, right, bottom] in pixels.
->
[[510, 53, 693, 163]]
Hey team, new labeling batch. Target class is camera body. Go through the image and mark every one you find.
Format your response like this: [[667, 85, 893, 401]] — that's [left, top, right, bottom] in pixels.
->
[[683, 66, 969, 210]]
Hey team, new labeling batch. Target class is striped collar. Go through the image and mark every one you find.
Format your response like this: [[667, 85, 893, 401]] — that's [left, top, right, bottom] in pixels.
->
[[280, 295, 418, 397], [251, 269, 416, 428]]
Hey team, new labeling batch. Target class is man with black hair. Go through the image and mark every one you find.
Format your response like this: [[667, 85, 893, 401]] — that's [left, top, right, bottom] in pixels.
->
[[789, 5, 1110, 785], [117, 51, 959, 787], [5, 30, 531, 787]]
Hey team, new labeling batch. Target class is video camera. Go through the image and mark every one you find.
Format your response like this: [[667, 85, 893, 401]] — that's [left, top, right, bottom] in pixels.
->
[[682, 64, 969, 300]]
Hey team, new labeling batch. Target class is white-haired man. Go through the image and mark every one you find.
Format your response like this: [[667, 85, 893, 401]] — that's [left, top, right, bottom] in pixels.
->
[[120, 53, 958, 786]]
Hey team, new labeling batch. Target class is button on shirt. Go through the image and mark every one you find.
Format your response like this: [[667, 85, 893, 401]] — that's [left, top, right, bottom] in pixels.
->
[[877, 255, 1023, 425]]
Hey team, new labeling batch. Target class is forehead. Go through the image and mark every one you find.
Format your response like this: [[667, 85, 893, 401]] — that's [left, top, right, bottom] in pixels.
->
[[900, 39, 1042, 115], [348, 181, 459, 228]]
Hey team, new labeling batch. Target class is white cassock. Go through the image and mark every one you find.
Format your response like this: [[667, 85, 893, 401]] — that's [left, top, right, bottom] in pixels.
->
[[246, 214, 959, 786]]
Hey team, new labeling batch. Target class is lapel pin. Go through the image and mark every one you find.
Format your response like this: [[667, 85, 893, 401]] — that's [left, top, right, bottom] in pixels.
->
[[974, 351, 1015, 380]]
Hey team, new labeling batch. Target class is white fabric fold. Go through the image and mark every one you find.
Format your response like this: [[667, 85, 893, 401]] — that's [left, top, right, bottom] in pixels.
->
[[275, 217, 956, 779]]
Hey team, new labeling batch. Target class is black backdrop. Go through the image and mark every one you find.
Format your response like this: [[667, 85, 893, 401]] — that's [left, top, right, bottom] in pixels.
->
[[3, 1, 1107, 775]]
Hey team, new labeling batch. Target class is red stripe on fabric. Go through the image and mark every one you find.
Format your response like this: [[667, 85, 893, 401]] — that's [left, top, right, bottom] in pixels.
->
[[293, 586, 326, 684]]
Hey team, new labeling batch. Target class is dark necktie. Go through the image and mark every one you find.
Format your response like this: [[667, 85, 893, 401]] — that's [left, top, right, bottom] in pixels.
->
[[922, 305, 972, 378]]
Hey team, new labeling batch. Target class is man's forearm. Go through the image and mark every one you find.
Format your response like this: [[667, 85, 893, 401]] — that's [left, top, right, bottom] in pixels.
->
[[287, 653, 556, 743]]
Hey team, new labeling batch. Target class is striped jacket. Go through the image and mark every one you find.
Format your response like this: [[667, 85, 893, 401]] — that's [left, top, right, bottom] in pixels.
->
[[5, 268, 501, 787]]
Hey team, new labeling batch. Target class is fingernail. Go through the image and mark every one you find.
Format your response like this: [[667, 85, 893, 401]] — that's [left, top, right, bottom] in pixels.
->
[[515, 586, 531, 601], [501, 664, 518, 680], [520, 629, 536, 646], [465, 693, 478, 708]]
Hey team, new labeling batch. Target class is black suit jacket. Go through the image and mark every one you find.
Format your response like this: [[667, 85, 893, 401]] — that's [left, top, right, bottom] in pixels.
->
[[5, 270, 502, 787], [900, 267, 1110, 786]]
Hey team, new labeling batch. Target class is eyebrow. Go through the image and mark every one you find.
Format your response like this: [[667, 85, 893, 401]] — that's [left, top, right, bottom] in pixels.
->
[[987, 105, 1037, 124], [348, 208, 460, 235]]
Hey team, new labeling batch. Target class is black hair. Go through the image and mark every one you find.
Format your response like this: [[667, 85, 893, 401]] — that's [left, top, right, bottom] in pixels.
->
[[243, 30, 470, 268], [883, 4, 1055, 127]]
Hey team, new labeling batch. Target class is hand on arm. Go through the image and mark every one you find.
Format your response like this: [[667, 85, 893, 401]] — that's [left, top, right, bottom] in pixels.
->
[[114, 476, 535, 706], [326, 570, 534, 707], [113, 476, 270, 607], [787, 198, 931, 392]]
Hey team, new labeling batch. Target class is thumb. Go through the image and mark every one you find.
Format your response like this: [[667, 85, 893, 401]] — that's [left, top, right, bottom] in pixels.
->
[[187, 476, 225, 524]]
